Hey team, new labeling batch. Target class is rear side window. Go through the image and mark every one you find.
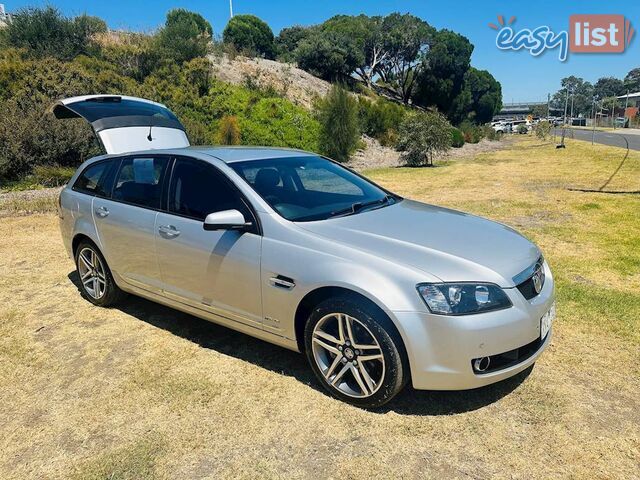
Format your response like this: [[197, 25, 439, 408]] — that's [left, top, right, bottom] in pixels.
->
[[73, 161, 114, 196], [112, 157, 169, 209]]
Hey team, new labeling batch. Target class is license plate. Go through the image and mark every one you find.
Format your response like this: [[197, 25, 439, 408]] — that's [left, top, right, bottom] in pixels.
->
[[540, 303, 555, 340]]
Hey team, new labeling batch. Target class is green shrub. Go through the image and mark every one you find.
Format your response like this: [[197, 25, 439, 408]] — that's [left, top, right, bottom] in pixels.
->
[[358, 97, 407, 145], [517, 124, 529, 134], [316, 85, 360, 162], [450, 127, 465, 148], [217, 116, 241, 145], [30, 165, 76, 187], [481, 125, 500, 141], [378, 129, 398, 147], [0, 6, 105, 60], [397, 112, 452, 166], [459, 121, 484, 144], [223, 15, 274, 58]]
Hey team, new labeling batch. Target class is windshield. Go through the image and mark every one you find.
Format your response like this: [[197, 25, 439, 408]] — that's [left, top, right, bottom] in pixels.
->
[[230, 156, 398, 222]]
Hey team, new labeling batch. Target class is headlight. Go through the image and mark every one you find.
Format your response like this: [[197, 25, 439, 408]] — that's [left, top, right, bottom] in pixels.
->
[[417, 283, 512, 315]]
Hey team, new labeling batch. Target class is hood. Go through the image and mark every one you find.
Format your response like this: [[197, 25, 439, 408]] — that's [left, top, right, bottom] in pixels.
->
[[297, 200, 540, 287]]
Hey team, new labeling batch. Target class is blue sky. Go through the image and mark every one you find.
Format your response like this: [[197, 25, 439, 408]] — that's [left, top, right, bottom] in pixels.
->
[[4, 0, 639, 102]]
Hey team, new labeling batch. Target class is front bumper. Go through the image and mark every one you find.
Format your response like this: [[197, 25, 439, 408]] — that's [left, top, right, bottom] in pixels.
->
[[393, 263, 555, 390]]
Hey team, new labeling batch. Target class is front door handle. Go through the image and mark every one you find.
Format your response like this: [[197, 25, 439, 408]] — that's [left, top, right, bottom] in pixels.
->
[[158, 224, 180, 238], [95, 206, 109, 218]]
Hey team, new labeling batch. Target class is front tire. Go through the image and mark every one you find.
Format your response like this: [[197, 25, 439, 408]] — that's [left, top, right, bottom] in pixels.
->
[[304, 297, 407, 408], [75, 240, 124, 307]]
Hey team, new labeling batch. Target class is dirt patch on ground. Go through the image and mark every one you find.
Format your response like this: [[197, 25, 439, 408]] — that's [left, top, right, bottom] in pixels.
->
[[209, 55, 331, 109], [348, 135, 516, 171]]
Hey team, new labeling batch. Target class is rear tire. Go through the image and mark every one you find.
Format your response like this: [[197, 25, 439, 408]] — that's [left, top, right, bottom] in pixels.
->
[[304, 296, 407, 408], [74, 240, 125, 307]]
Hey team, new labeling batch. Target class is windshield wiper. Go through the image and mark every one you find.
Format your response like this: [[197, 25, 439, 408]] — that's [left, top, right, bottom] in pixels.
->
[[328, 194, 394, 218]]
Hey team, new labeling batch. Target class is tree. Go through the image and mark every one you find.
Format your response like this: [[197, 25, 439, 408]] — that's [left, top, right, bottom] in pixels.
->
[[316, 85, 360, 162], [377, 13, 434, 103], [551, 76, 594, 117], [155, 9, 212, 65], [624, 68, 640, 93], [223, 15, 274, 58], [321, 15, 387, 88], [594, 77, 625, 100], [275, 25, 312, 62], [396, 111, 452, 166], [447, 67, 502, 125], [413, 29, 474, 114], [295, 30, 363, 82]]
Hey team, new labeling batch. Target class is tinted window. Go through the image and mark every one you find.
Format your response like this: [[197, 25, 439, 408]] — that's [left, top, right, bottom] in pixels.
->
[[67, 98, 179, 123], [231, 156, 394, 222], [73, 161, 113, 196], [169, 158, 249, 221], [113, 157, 169, 209]]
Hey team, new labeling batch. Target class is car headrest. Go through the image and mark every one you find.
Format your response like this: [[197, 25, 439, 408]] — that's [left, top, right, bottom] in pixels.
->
[[255, 168, 280, 190]]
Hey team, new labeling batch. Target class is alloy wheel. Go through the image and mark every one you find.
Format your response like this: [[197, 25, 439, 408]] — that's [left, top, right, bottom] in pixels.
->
[[77, 247, 107, 299], [311, 313, 385, 398]]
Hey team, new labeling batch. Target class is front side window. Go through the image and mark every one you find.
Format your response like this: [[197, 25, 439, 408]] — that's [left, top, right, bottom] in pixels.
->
[[231, 156, 396, 222], [73, 160, 114, 196], [112, 157, 168, 209], [168, 158, 249, 221]]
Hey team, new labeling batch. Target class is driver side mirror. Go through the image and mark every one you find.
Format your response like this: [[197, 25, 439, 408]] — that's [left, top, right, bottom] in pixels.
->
[[203, 209, 251, 231]]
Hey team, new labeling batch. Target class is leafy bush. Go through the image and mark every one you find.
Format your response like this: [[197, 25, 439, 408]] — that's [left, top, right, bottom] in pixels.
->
[[450, 127, 465, 148], [397, 112, 452, 166], [459, 121, 484, 144], [223, 15, 274, 59], [517, 124, 529, 134], [316, 85, 360, 162], [217, 116, 241, 145], [154, 9, 212, 65], [358, 98, 406, 145], [0, 6, 106, 60], [535, 121, 552, 140], [30, 165, 76, 187]]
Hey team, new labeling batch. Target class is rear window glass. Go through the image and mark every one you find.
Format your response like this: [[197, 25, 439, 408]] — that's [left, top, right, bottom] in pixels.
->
[[73, 161, 112, 196], [113, 157, 169, 209], [67, 98, 179, 123]]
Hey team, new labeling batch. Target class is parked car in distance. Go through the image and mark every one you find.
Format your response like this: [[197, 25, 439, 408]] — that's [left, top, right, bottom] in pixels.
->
[[55, 95, 556, 408]]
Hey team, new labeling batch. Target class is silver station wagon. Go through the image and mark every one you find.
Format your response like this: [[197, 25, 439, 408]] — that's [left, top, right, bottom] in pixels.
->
[[56, 95, 555, 408]]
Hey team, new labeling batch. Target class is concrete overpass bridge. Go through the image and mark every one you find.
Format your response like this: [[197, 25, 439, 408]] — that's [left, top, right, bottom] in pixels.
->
[[495, 101, 562, 120]]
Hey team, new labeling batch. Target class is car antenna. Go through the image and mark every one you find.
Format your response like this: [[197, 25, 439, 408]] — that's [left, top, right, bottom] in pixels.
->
[[147, 115, 153, 142]]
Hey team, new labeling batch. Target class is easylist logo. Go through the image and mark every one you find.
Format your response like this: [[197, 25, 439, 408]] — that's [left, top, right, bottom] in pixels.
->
[[491, 14, 635, 61], [570, 15, 634, 53]]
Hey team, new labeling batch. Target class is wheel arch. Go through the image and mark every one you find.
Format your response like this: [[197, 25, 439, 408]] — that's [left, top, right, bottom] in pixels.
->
[[72, 233, 98, 258], [294, 286, 409, 365]]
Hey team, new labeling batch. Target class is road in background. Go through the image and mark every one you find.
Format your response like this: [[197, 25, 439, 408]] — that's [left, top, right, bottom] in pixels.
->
[[553, 128, 640, 151]]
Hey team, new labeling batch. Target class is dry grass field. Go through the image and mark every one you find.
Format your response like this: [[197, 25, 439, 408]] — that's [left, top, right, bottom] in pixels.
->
[[1, 137, 639, 479]]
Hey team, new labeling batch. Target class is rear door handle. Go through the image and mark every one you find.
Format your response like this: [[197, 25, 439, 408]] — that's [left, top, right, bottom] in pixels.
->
[[95, 206, 109, 218], [158, 224, 180, 238]]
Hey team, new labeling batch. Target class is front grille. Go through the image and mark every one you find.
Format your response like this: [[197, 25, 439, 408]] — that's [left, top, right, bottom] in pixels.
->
[[517, 277, 539, 300], [514, 256, 545, 300], [472, 333, 546, 375]]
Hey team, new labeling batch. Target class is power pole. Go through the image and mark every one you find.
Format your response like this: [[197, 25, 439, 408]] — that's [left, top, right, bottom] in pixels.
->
[[229, 0, 233, 18], [624, 91, 630, 127], [570, 93, 574, 125], [547, 93, 550, 119], [592, 98, 596, 145], [563, 88, 569, 125]]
